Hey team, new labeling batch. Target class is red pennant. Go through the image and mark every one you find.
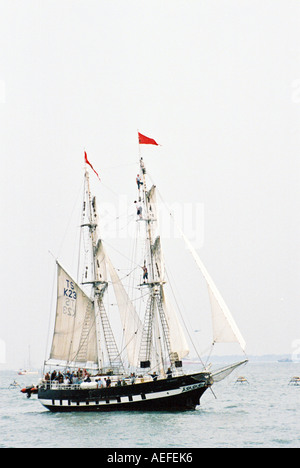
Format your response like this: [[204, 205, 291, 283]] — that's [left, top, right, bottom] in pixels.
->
[[84, 151, 100, 181], [138, 132, 159, 146]]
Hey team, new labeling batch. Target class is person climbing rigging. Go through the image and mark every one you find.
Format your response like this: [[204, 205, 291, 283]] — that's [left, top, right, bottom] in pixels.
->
[[142, 265, 148, 283], [136, 174, 143, 190], [134, 201, 143, 219], [140, 158, 146, 174]]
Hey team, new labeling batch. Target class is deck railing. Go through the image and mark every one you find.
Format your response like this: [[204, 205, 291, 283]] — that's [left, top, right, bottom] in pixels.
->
[[40, 374, 164, 390]]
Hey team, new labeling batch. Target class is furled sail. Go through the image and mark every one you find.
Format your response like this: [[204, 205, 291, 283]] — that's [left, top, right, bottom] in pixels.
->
[[106, 255, 143, 367], [94, 238, 107, 283], [152, 236, 165, 283], [147, 186, 165, 283], [177, 230, 246, 351], [212, 360, 248, 382], [147, 185, 158, 225], [49, 263, 98, 365], [147, 185, 159, 241]]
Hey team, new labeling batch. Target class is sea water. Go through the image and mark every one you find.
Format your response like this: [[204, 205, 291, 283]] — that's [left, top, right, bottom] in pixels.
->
[[0, 362, 299, 448]]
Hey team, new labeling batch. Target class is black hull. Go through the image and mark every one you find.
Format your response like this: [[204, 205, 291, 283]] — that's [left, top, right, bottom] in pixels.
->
[[38, 372, 212, 412]]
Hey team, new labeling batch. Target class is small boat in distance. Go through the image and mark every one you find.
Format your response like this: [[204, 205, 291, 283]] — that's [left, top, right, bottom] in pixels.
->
[[235, 376, 249, 384], [33, 133, 247, 412], [9, 380, 20, 389], [289, 376, 300, 386], [18, 370, 38, 376], [18, 346, 38, 375]]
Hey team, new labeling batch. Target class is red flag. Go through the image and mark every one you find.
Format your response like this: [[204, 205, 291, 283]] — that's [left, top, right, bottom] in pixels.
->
[[138, 132, 159, 146], [84, 151, 100, 181]]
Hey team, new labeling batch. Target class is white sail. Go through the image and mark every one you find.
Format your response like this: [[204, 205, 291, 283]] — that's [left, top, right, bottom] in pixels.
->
[[177, 229, 246, 351], [106, 255, 143, 367], [161, 289, 189, 360], [49, 263, 98, 365]]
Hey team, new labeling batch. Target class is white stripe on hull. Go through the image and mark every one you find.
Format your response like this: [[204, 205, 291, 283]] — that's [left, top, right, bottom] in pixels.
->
[[39, 382, 205, 409]]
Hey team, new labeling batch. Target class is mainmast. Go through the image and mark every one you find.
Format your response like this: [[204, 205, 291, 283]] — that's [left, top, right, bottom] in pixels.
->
[[137, 158, 181, 375]]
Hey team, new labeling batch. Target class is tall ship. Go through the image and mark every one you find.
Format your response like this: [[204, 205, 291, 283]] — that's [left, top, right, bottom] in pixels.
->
[[36, 132, 247, 412]]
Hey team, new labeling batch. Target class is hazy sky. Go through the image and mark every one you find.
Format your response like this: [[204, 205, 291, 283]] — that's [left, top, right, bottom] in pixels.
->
[[0, 0, 299, 369]]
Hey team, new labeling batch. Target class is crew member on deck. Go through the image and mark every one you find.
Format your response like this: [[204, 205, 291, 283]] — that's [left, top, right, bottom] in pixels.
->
[[149, 372, 158, 381]]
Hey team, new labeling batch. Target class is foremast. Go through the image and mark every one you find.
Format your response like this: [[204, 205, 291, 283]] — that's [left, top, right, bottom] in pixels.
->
[[81, 167, 124, 374]]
